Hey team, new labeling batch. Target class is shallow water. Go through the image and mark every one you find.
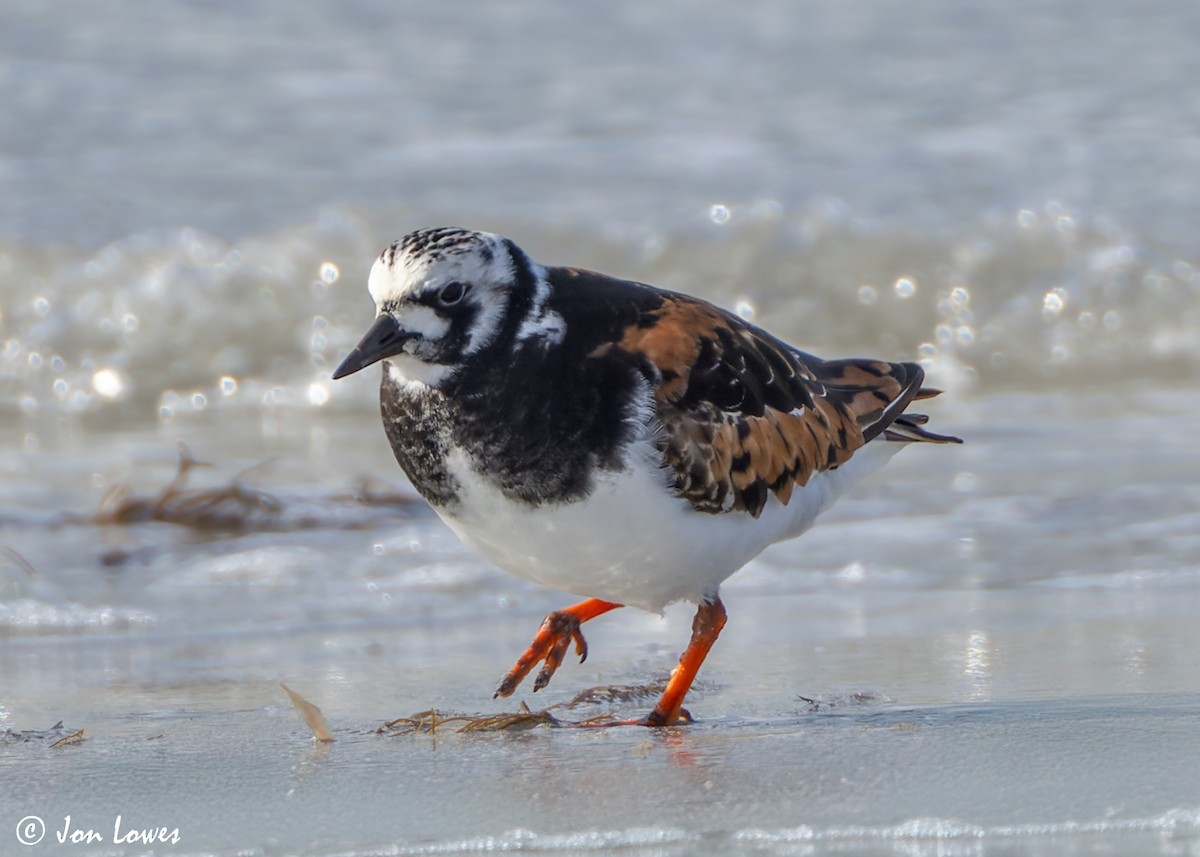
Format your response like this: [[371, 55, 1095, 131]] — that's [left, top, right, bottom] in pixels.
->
[[3, 1, 1200, 855]]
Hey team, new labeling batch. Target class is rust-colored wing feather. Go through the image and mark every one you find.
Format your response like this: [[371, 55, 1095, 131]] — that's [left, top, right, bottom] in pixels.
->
[[602, 293, 960, 517]]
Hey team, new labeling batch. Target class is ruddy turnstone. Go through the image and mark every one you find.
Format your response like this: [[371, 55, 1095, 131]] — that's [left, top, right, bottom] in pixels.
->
[[333, 227, 961, 726]]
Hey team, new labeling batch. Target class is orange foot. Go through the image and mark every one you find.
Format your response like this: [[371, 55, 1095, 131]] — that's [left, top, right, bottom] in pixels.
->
[[495, 598, 623, 698], [581, 597, 727, 728], [642, 596, 725, 725]]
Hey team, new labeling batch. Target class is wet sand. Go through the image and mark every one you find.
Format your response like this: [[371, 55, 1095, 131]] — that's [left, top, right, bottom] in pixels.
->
[[4, 393, 1200, 856], [6, 607, 1200, 857]]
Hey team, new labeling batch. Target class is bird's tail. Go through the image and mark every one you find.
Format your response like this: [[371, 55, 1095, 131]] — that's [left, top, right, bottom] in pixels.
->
[[883, 388, 962, 444]]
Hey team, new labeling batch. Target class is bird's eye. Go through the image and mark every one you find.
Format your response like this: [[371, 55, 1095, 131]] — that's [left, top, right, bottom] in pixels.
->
[[439, 281, 466, 305]]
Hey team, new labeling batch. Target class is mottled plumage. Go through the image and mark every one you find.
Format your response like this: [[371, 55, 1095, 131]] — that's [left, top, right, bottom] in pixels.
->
[[333, 227, 961, 726]]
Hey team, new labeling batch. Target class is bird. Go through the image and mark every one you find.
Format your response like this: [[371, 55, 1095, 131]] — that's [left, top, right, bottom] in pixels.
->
[[332, 227, 961, 726]]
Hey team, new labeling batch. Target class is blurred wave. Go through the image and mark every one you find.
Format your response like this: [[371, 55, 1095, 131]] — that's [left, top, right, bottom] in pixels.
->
[[2, 203, 1196, 435]]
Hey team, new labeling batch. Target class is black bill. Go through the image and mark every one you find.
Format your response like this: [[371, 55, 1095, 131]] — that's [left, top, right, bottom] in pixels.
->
[[331, 314, 414, 379]]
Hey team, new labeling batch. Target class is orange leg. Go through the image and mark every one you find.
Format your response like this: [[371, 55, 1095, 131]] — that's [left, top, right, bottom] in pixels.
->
[[495, 598, 623, 698], [641, 597, 727, 727]]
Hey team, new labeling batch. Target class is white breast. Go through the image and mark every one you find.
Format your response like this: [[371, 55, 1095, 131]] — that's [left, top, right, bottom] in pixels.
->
[[435, 437, 904, 613]]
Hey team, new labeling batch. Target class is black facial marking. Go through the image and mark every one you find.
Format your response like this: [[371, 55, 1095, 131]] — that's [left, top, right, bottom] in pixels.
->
[[379, 261, 669, 509], [430, 301, 480, 364]]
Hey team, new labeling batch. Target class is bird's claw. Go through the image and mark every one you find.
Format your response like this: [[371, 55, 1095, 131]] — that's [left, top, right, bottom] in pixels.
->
[[638, 706, 693, 727], [495, 610, 589, 698]]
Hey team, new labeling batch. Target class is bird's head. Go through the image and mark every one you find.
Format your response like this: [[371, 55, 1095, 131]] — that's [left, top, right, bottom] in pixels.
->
[[332, 227, 539, 387]]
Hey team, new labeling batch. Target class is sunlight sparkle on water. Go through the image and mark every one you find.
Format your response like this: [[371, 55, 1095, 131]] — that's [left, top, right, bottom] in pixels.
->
[[307, 382, 329, 407], [964, 630, 992, 700], [709, 205, 731, 224], [1042, 289, 1066, 321], [893, 277, 917, 299], [91, 368, 124, 398], [159, 390, 178, 420], [220, 376, 239, 396], [319, 262, 340, 284]]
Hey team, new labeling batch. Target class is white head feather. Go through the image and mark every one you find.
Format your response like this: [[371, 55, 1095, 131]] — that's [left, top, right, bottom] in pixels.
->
[[368, 229, 515, 358]]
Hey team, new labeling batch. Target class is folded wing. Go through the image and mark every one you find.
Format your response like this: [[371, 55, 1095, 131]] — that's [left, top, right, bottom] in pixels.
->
[[607, 294, 961, 517]]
